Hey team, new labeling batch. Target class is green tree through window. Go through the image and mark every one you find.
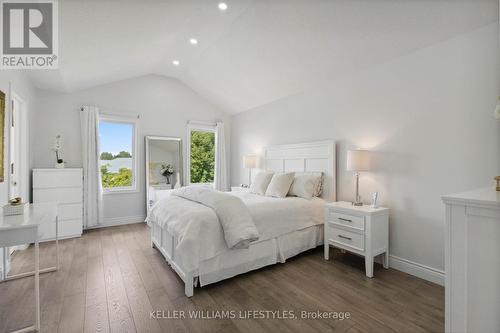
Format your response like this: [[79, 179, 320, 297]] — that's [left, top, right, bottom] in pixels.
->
[[100, 152, 113, 160], [190, 131, 215, 183], [99, 120, 135, 189]]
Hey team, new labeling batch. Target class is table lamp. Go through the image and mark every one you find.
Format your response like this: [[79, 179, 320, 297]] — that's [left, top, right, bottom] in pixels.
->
[[243, 155, 257, 186], [347, 149, 371, 206]]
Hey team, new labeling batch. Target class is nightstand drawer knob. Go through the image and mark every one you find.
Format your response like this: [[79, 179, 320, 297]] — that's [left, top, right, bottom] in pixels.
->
[[338, 235, 352, 241], [338, 217, 352, 223]]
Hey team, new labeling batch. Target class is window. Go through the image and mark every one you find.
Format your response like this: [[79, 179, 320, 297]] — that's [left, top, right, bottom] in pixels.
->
[[187, 124, 216, 184], [99, 116, 137, 192]]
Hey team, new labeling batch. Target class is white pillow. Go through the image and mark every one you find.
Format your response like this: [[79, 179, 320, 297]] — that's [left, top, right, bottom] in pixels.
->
[[250, 171, 274, 195], [265, 172, 295, 198], [314, 173, 324, 197], [288, 172, 323, 199]]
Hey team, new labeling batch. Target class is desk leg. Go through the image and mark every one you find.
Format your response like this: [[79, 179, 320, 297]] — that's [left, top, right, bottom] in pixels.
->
[[35, 241, 40, 331]]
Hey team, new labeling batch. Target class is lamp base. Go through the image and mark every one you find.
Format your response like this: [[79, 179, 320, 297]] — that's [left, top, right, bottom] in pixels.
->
[[352, 202, 363, 206]]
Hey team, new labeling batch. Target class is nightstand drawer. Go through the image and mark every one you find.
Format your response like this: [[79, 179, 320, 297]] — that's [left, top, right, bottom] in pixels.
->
[[328, 227, 365, 252], [329, 212, 365, 231]]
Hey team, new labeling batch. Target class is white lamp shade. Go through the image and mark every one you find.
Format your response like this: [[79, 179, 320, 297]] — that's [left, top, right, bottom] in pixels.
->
[[346, 150, 371, 171], [243, 155, 257, 168]]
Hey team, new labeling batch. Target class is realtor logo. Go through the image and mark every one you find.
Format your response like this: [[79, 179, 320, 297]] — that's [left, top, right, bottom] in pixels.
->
[[1, 0, 58, 68]]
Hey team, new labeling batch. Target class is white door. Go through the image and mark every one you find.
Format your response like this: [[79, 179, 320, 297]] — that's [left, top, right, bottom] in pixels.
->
[[9, 93, 27, 202]]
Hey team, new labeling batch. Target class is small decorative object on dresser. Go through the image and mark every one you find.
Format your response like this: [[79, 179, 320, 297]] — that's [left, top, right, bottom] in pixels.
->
[[51, 135, 65, 168], [231, 186, 250, 192], [3, 197, 29, 216], [324, 201, 389, 278], [495, 176, 500, 191], [346, 149, 371, 206]]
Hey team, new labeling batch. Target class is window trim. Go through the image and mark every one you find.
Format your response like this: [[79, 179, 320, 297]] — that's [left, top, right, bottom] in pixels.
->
[[186, 122, 217, 186], [99, 115, 139, 194]]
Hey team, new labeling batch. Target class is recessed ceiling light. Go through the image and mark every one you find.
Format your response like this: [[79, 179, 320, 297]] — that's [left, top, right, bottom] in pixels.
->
[[189, 38, 198, 45], [172, 60, 180, 66], [218, 2, 228, 11]]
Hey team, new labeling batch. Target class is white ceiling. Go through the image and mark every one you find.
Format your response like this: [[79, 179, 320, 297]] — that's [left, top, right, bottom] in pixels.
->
[[28, 0, 498, 114]]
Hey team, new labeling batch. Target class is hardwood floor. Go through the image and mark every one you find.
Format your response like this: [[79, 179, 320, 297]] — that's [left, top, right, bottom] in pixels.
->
[[0, 223, 444, 333]]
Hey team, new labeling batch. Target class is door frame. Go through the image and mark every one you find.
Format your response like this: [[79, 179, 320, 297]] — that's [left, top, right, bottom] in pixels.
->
[[8, 89, 29, 203], [4, 87, 29, 277]]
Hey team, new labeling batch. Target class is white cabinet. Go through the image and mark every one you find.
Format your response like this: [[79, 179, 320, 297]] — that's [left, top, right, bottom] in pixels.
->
[[324, 201, 389, 277], [442, 187, 500, 333], [33, 168, 83, 240]]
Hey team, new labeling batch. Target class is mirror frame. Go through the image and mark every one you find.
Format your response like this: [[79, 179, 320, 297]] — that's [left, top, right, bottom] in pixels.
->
[[145, 135, 182, 213]]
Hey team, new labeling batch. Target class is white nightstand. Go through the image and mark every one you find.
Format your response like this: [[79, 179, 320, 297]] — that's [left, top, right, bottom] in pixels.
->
[[324, 201, 389, 278], [231, 186, 250, 192]]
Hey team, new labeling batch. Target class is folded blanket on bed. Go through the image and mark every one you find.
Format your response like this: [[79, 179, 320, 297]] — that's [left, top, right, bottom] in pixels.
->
[[172, 186, 259, 249]]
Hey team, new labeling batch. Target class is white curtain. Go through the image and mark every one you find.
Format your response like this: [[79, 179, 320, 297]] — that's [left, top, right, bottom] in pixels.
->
[[80, 106, 103, 228], [214, 122, 228, 191]]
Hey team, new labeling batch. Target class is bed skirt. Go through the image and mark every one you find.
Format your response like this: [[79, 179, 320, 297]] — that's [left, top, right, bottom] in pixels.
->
[[198, 225, 323, 286], [151, 221, 323, 296]]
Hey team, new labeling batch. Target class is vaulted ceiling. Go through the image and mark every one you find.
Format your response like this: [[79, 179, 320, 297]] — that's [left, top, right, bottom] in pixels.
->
[[27, 0, 498, 114]]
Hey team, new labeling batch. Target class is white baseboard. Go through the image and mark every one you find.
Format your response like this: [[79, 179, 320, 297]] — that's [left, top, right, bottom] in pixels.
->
[[389, 255, 444, 286], [85, 215, 146, 230], [40, 234, 82, 242]]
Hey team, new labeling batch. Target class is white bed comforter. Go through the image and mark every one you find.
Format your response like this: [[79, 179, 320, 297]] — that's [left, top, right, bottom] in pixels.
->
[[172, 186, 259, 249], [146, 188, 325, 272]]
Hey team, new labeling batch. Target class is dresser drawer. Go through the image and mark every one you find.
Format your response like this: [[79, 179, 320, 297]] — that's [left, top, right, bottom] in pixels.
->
[[328, 226, 365, 252], [328, 212, 365, 231], [34, 188, 82, 204], [58, 203, 82, 220], [39, 218, 83, 241], [33, 169, 82, 189]]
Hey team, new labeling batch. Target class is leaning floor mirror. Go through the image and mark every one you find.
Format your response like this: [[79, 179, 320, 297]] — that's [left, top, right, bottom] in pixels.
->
[[145, 136, 182, 213]]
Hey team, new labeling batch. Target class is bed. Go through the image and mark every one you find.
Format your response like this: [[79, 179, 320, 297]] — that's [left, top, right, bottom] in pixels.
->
[[148, 140, 336, 297]]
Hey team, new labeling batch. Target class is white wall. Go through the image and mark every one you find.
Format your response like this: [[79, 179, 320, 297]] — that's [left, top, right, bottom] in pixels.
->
[[0, 71, 36, 278], [33, 74, 229, 223], [230, 23, 500, 276]]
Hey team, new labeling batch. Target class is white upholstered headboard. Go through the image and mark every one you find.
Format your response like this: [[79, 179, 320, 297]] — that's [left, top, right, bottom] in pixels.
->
[[264, 140, 336, 202]]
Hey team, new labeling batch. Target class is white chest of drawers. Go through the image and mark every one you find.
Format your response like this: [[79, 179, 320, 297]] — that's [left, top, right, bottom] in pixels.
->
[[33, 168, 83, 240], [324, 201, 389, 277], [442, 188, 500, 333]]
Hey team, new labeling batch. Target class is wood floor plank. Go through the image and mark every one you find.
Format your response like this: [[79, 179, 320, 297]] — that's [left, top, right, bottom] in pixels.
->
[[84, 301, 110, 333], [1, 223, 444, 333], [85, 254, 110, 333], [111, 228, 161, 333], [146, 287, 190, 333], [58, 292, 86, 333], [101, 229, 136, 333], [86, 256, 107, 307], [64, 235, 89, 297]]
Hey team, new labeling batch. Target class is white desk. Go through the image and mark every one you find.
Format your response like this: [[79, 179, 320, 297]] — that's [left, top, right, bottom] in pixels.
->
[[0, 203, 58, 333]]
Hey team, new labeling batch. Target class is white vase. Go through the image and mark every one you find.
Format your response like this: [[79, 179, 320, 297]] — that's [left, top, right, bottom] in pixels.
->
[[55, 162, 65, 169]]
